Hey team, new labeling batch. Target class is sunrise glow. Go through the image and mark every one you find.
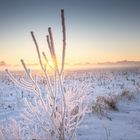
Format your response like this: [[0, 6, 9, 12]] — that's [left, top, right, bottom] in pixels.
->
[[0, 0, 140, 70]]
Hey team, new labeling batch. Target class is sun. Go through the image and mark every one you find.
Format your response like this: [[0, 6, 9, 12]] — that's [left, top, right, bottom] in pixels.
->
[[47, 60, 54, 70]]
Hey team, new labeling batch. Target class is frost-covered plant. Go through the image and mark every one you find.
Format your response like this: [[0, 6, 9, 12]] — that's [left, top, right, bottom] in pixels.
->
[[0, 119, 21, 140], [4, 9, 91, 140], [119, 90, 135, 101], [92, 94, 118, 120]]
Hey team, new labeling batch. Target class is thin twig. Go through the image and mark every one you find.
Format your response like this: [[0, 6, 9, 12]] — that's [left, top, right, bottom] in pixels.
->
[[60, 9, 66, 75]]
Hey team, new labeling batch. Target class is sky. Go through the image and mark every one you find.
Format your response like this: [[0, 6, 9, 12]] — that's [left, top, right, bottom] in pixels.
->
[[0, 0, 140, 69]]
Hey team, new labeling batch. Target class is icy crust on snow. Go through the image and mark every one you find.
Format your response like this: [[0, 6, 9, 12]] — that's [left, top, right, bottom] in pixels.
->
[[0, 67, 140, 139]]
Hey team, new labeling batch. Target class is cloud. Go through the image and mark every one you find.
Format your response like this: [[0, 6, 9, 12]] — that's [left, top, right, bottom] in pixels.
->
[[97, 60, 140, 65], [0, 61, 6, 66], [27, 63, 38, 66]]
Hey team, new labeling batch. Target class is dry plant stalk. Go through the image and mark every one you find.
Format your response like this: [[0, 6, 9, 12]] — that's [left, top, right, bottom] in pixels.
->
[[4, 9, 90, 140]]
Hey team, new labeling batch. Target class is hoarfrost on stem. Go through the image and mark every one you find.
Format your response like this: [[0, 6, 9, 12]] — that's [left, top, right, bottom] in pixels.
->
[[4, 9, 91, 140]]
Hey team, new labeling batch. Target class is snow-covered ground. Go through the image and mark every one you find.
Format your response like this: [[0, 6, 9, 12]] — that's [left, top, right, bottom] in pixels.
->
[[78, 94, 140, 140], [0, 67, 140, 140]]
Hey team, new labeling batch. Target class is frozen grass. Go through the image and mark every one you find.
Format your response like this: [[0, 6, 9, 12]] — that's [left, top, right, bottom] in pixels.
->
[[0, 68, 140, 139], [1, 10, 91, 140]]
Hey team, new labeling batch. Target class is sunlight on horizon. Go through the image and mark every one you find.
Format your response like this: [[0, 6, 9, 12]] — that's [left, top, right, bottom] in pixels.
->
[[0, 0, 140, 70]]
